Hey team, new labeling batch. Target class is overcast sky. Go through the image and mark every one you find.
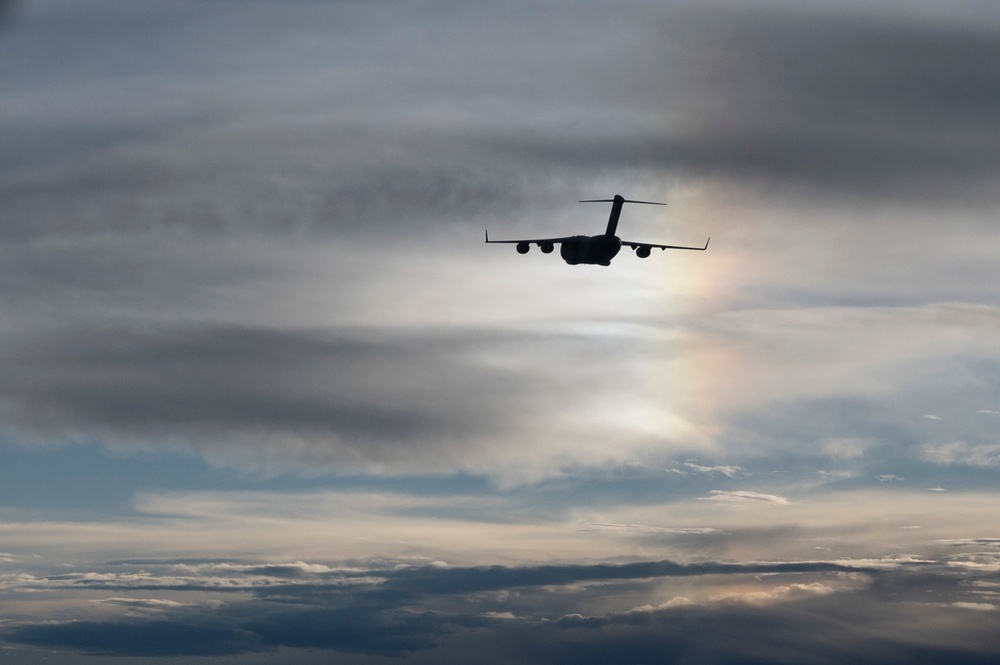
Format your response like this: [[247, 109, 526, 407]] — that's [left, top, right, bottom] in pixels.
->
[[2, 0, 1000, 662]]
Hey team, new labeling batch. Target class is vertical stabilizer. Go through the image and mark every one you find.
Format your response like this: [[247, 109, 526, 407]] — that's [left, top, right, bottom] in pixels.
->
[[604, 194, 626, 236]]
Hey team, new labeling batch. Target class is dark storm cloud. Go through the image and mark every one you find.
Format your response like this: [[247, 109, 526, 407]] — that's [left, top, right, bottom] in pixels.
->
[[6, 557, 1000, 661]]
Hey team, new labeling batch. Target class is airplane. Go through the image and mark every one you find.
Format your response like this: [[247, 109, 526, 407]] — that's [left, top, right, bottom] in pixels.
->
[[485, 194, 709, 266]]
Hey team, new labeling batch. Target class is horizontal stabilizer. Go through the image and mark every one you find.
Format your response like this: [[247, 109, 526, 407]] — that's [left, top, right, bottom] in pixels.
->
[[581, 195, 666, 236], [579, 199, 666, 205]]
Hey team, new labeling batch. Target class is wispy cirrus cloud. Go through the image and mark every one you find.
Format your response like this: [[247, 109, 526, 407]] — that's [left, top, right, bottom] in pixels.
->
[[698, 491, 789, 505], [582, 523, 722, 536], [675, 461, 746, 477]]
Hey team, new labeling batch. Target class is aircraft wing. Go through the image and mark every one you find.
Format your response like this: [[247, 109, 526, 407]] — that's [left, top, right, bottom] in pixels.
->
[[484, 231, 580, 244], [621, 237, 711, 252]]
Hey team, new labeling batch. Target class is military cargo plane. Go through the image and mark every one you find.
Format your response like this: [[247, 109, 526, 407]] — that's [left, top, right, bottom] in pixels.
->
[[485, 194, 709, 266]]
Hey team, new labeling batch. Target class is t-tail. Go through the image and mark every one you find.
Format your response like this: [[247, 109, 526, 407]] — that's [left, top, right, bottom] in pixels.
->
[[579, 194, 666, 236]]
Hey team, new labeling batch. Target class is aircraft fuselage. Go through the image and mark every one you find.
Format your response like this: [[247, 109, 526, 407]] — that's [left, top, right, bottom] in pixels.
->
[[560, 234, 622, 266]]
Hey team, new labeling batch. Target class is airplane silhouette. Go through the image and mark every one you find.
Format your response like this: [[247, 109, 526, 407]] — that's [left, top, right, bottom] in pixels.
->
[[486, 194, 709, 266]]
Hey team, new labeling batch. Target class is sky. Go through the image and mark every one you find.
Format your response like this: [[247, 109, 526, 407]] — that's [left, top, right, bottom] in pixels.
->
[[1, 0, 1000, 662]]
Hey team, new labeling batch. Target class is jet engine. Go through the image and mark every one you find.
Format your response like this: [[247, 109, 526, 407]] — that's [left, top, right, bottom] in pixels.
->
[[539, 242, 554, 254], [635, 245, 651, 258], [516, 242, 530, 254]]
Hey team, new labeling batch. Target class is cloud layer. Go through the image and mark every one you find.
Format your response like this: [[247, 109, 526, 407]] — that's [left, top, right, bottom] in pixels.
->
[[3, 550, 999, 662]]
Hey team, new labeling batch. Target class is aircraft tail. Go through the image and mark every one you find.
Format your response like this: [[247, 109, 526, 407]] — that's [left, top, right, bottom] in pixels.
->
[[579, 195, 666, 236]]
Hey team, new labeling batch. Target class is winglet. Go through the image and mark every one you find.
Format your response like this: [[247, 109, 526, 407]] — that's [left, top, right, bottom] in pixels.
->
[[485, 229, 489, 243], [704, 237, 711, 250]]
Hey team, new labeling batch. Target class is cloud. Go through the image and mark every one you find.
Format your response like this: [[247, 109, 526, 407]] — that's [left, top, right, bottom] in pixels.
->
[[626, 596, 693, 613], [2, 0, 1000, 494], [2, 537, 1000, 661], [709, 581, 842, 605], [5, 619, 264, 658], [0, 321, 677, 479], [830, 556, 935, 570], [93, 597, 220, 617], [820, 437, 874, 460], [0, 2, 628, 243], [940, 538, 1000, 547], [699, 490, 789, 505], [0, 555, 934, 659], [11, 573, 999, 663], [921, 442, 1000, 468], [640, 2, 1000, 203], [583, 523, 722, 536], [951, 602, 999, 611], [96, 597, 194, 608], [680, 461, 746, 477]]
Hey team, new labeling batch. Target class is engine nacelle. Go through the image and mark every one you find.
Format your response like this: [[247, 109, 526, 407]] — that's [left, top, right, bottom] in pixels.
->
[[539, 242, 554, 254], [516, 242, 530, 254], [635, 245, 651, 258]]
